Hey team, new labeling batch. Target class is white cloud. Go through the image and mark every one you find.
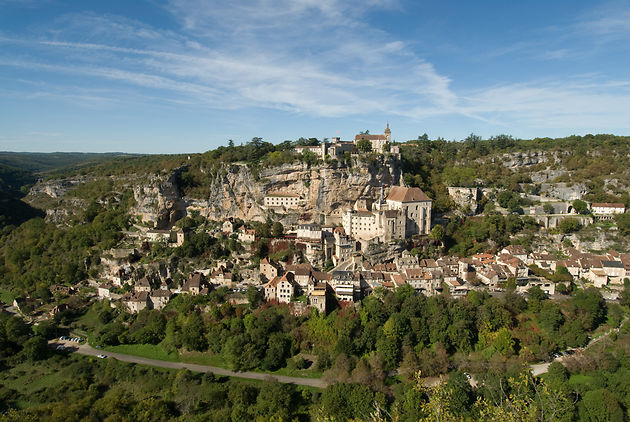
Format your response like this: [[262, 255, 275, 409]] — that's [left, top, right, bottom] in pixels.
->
[[0, 1, 458, 120], [460, 78, 630, 131], [2, 0, 630, 137]]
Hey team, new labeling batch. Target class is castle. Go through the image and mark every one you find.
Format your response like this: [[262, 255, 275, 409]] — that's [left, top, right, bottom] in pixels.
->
[[294, 123, 395, 158]]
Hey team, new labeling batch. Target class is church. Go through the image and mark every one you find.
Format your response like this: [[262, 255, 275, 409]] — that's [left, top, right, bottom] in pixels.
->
[[342, 185, 432, 242]]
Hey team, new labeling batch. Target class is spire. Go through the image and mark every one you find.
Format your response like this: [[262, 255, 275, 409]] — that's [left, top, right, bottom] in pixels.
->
[[384, 122, 391, 134]]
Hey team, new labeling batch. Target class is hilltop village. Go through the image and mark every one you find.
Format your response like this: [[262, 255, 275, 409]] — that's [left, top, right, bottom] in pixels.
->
[[41, 126, 623, 318]]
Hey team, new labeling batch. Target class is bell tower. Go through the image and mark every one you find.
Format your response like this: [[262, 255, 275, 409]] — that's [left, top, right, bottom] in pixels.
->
[[384, 122, 391, 142]]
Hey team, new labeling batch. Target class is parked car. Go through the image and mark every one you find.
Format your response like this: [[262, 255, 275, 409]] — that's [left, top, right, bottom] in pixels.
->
[[97, 354, 107, 359]]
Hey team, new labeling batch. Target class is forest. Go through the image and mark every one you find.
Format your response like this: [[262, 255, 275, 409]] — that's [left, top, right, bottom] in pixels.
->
[[2, 282, 630, 420]]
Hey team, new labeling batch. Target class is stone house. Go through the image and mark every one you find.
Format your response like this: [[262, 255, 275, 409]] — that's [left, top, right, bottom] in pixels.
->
[[259, 257, 280, 282], [264, 272, 298, 304], [149, 289, 171, 310]]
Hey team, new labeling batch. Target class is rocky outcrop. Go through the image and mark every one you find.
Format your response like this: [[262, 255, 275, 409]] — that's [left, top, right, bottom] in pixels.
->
[[539, 182, 587, 201], [184, 156, 402, 222], [494, 151, 568, 168], [131, 170, 187, 228], [447, 187, 480, 213], [28, 177, 87, 198], [26, 156, 403, 227]]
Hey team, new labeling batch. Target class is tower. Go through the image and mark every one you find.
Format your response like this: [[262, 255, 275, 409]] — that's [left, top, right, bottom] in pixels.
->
[[384, 122, 391, 143]]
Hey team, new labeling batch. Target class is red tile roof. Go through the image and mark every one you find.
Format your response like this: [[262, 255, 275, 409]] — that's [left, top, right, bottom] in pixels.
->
[[387, 186, 431, 202]]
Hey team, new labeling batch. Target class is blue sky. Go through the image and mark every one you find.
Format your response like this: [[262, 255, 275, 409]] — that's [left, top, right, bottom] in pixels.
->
[[1, 0, 629, 153]]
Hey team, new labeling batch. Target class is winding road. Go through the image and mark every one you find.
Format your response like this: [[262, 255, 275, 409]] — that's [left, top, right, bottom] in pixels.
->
[[62, 342, 328, 388]]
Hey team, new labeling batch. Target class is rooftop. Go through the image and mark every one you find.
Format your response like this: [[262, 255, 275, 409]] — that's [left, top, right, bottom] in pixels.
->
[[387, 186, 431, 202]]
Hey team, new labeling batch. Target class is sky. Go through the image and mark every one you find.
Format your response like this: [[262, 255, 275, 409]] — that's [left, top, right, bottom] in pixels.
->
[[1, 0, 629, 153]]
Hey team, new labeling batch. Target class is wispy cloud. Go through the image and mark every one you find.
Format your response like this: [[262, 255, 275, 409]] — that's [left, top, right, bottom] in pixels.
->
[[0, 2, 459, 119], [1, 0, 630, 139]]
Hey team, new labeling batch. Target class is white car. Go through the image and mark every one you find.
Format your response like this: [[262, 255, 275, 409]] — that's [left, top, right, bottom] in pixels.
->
[[97, 354, 107, 359]]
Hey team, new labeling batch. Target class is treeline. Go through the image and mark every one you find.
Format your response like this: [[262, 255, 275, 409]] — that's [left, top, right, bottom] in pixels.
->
[[0, 353, 314, 421], [88, 283, 611, 379], [3, 298, 629, 421]]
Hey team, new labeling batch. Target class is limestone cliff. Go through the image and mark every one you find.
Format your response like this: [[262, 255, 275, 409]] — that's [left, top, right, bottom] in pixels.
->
[[26, 155, 400, 226], [131, 170, 187, 228], [186, 155, 402, 223]]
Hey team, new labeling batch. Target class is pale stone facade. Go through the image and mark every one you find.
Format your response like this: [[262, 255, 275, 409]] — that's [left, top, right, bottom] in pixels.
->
[[342, 186, 432, 241], [264, 193, 302, 208]]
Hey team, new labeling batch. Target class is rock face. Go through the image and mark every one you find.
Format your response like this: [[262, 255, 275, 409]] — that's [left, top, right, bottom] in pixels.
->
[[539, 183, 588, 201], [184, 156, 402, 223], [447, 187, 480, 213], [28, 158, 401, 227], [29, 178, 86, 198], [132, 170, 187, 228], [495, 151, 568, 168]]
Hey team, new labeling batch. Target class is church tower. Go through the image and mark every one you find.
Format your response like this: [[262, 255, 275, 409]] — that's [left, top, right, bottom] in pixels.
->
[[384, 122, 391, 142]]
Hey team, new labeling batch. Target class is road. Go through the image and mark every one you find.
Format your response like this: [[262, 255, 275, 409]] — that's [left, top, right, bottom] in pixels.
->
[[56, 341, 328, 389], [530, 316, 629, 376]]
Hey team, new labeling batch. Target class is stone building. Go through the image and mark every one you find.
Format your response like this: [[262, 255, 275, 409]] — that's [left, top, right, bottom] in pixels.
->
[[354, 123, 392, 153], [342, 185, 432, 241], [263, 193, 302, 208]]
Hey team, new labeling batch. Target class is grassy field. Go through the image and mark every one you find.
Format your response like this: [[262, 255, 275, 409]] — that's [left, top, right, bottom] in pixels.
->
[[179, 351, 228, 367], [103, 343, 179, 362], [257, 365, 323, 379]]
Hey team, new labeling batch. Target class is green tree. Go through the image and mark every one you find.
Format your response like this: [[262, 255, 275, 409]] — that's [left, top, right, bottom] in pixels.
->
[[558, 218, 581, 233], [492, 328, 515, 357], [543, 203, 554, 214], [447, 370, 474, 416], [429, 224, 444, 242], [271, 221, 284, 238], [539, 301, 564, 333], [246, 285, 262, 309], [253, 382, 293, 420], [527, 285, 547, 301], [261, 332, 290, 371], [181, 313, 207, 351], [356, 139, 372, 153], [21, 336, 48, 361], [578, 389, 624, 422], [572, 199, 588, 214]]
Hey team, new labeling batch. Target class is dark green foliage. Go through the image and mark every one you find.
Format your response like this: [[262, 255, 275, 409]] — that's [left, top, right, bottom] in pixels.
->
[[444, 215, 534, 256], [615, 213, 630, 236], [558, 217, 582, 233], [356, 139, 372, 153], [127, 309, 166, 344], [447, 371, 474, 416], [579, 389, 624, 422], [318, 383, 375, 421], [21, 336, 48, 361], [572, 199, 588, 214], [271, 221, 284, 238], [570, 288, 606, 331]]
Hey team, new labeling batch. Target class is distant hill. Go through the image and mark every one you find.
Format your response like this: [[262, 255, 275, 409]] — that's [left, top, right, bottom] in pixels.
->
[[0, 152, 140, 174]]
